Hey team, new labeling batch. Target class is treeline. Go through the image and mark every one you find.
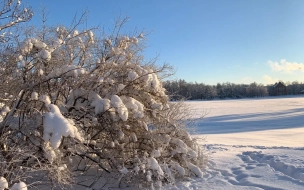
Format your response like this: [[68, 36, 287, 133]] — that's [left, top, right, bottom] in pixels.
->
[[163, 80, 304, 100]]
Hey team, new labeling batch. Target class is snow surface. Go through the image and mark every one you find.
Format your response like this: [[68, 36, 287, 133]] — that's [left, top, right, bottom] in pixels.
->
[[165, 96, 304, 190]]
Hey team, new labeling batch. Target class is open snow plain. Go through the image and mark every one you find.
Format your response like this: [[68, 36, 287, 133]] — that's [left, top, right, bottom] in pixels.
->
[[166, 96, 304, 190]]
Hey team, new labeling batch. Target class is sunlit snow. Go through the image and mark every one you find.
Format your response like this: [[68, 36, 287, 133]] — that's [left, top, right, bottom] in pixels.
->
[[165, 96, 304, 190]]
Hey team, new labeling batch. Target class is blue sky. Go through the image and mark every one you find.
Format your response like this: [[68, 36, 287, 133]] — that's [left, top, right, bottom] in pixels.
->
[[28, 0, 304, 85]]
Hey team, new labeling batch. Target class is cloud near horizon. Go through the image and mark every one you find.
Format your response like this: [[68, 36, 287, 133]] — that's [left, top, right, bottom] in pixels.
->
[[268, 59, 304, 73], [241, 76, 252, 83], [263, 75, 277, 84]]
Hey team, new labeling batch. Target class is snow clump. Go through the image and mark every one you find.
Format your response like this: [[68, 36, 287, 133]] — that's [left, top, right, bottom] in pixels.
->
[[89, 91, 110, 115], [110, 95, 128, 121], [20, 39, 33, 55], [31, 39, 47, 49], [170, 161, 185, 176], [43, 142, 57, 163], [128, 70, 138, 81], [31, 92, 38, 100], [60, 65, 86, 78], [146, 157, 164, 176], [39, 95, 51, 105], [38, 49, 51, 61], [47, 65, 87, 78], [11, 181, 27, 190], [186, 161, 203, 178], [0, 106, 10, 116], [121, 96, 144, 118], [0, 177, 8, 190], [43, 104, 83, 148]]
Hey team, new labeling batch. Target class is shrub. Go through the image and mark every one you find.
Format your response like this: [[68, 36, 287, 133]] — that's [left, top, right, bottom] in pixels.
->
[[0, 10, 204, 190]]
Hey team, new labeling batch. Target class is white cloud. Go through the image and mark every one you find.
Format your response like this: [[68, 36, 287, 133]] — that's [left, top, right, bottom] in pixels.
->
[[268, 59, 304, 73], [263, 75, 277, 84]]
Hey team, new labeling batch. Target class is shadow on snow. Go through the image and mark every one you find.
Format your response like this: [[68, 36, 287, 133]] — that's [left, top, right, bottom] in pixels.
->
[[191, 108, 304, 134]]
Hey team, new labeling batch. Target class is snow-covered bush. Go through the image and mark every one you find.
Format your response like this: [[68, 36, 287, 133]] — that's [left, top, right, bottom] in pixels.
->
[[0, 12, 204, 189]]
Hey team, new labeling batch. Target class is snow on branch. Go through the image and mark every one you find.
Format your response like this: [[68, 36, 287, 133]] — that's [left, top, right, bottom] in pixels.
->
[[0, 0, 33, 32]]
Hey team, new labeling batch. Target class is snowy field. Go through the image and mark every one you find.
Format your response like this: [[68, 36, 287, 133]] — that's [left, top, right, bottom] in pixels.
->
[[165, 96, 304, 190]]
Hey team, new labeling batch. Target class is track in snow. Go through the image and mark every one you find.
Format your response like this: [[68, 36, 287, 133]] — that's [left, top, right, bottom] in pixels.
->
[[203, 144, 304, 190]]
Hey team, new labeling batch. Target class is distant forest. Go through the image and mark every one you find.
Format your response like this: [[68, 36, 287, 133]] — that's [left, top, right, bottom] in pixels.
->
[[163, 80, 304, 100]]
